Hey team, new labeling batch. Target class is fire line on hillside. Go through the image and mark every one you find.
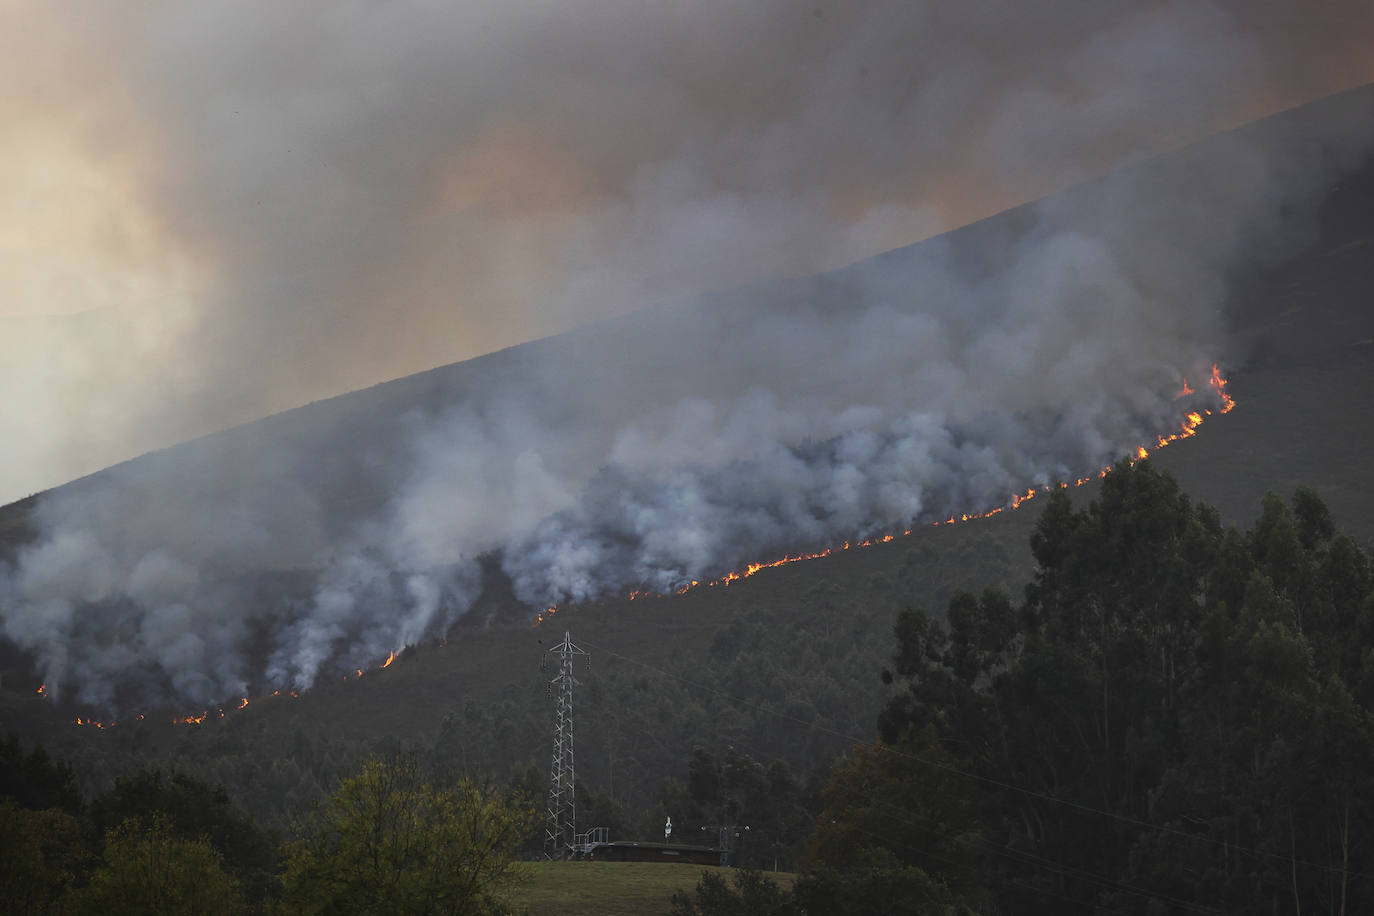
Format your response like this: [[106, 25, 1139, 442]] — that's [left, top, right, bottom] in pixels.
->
[[61, 366, 1234, 730], [540, 363, 1232, 622]]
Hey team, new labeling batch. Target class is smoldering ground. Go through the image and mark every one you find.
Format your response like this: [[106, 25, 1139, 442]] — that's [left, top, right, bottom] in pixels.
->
[[2, 3, 1373, 713]]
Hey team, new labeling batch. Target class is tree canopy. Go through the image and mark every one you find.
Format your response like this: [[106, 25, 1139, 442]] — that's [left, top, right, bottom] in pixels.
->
[[833, 461, 1374, 913], [68, 815, 242, 916], [282, 752, 537, 915]]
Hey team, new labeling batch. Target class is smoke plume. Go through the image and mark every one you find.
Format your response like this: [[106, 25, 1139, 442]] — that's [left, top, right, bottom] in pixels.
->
[[1, 2, 1373, 713], [4, 0, 1373, 499]]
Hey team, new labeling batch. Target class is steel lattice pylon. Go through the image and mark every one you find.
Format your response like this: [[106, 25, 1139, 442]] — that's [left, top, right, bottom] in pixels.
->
[[544, 631, 587, 859]]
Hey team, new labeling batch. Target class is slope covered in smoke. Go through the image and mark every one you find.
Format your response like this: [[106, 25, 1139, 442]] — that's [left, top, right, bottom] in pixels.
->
[[8, 2, 1373, 505], [2, 84, 1373, 716], [6, 351, 1374, 829]]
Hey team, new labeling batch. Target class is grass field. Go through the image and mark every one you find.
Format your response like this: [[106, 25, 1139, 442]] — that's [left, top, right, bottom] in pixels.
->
[[507, 862, 796, 916]]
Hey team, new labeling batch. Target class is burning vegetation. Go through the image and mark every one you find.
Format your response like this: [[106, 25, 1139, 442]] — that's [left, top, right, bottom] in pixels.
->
[[68, 366, 1235, 728], [532, 366, 1234, 624]]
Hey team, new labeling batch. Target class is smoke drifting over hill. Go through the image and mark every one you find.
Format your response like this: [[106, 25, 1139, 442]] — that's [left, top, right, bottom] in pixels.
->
[[2, 3, 1374, 713], [5, 1, 1374, 500]]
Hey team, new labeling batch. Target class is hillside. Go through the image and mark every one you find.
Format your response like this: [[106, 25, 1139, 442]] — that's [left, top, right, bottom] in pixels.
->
[[7, 341, 1371, 836], [1, 84, 1373, 838], [1, 84, 1370, 567]]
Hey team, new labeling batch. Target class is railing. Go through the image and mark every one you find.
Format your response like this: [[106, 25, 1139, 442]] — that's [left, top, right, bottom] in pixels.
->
[[571, 826, 610, 856]]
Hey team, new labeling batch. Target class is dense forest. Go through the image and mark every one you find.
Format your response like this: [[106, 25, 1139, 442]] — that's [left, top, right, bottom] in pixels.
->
[[801, 460, 1374, 913], [5, 461, 1372, 913]]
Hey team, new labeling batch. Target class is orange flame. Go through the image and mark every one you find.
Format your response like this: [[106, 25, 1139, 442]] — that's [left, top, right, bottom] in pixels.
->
[[526, 366, 1238, 618], [36, 683, 45, 696], [70, 370, 1242, 717], [1209, 363, 1235, 413], [137, 367, 1242, 713]]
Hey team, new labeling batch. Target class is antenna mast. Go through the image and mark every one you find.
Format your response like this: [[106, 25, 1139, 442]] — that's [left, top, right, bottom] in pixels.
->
[[544, 630, 588, 859]]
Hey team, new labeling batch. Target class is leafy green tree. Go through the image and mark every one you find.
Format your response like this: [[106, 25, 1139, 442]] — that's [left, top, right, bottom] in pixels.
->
[[282, 753, 537, 915], [0, 737, 90, 913], [0, 733, 83, 815], [68, 815, 242, 916], [1291, 483, 1336, 551], [0, 798, 88, 914], [91, 769, 280, 910], [809, 732, 978, 898], [828, 464, 1374, 913]]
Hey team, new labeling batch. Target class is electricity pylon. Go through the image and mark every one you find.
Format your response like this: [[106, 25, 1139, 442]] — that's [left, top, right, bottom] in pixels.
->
[[544, 631, 587, 859]]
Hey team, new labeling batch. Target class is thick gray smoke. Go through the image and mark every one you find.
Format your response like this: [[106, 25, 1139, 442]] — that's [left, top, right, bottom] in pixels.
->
[[4, 1, 1373, 500], [1, 3, 1373, 714], [6, 85, 1372, 715]]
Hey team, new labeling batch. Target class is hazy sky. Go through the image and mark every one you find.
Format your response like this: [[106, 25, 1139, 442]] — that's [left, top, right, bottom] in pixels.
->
[[3, 1, 1372, 505]]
